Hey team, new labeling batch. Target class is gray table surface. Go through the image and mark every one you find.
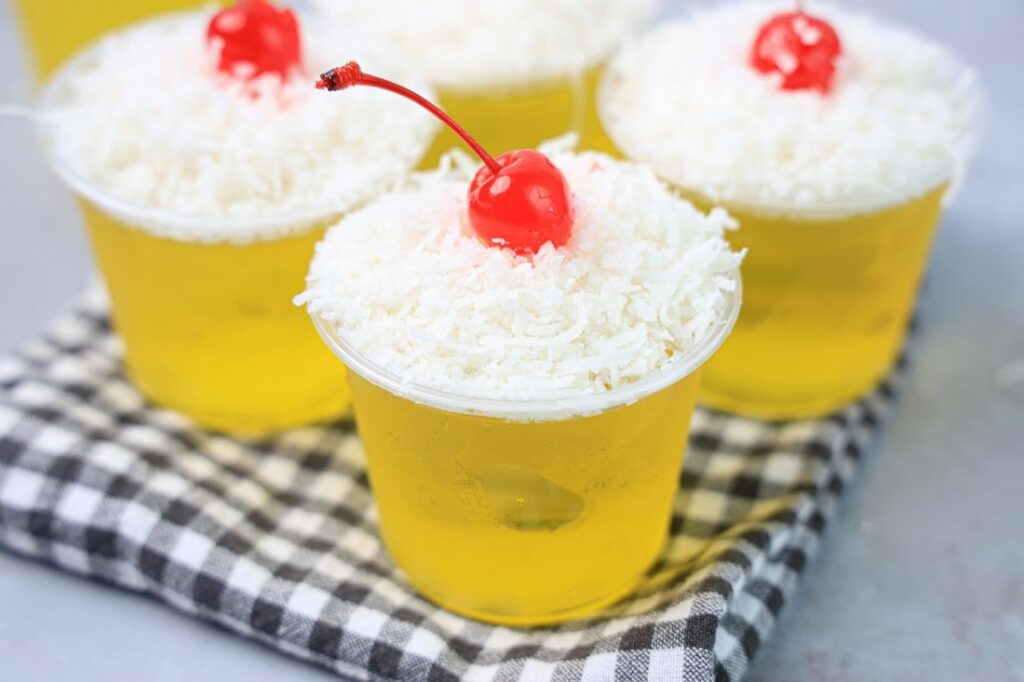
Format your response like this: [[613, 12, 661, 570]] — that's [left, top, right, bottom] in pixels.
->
[[1, 1, 1022, 680]]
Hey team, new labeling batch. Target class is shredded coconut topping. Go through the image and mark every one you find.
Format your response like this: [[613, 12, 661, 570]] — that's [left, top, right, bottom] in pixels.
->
[[307, 0, 661, 92], [299, 151, 743, 410], [600, 1, 981, 215], [38, 10, 438, 243]]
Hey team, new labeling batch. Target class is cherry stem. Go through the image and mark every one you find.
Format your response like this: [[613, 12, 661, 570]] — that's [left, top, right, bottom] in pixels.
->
[[316, 62, 501, 174]]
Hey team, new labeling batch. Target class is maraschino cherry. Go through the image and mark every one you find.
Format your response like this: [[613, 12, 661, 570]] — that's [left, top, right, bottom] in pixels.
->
[[207, 0, 302, 80], [316, 62, 574, 255], [750, 5, 842, 93]]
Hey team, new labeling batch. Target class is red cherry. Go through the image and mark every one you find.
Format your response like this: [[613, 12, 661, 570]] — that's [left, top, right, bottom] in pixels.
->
[[207, 0, 302, 81], [751, 10, 842, 93], [316, 63, 575, 255], [468, 150, 574, 253]]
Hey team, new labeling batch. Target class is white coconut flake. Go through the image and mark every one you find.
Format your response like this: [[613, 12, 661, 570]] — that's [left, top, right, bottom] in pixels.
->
[[37, 10, 439, 243], [308, 0, 661, 92], [600, 1, 981, 216], [299, 151, 743, 410]]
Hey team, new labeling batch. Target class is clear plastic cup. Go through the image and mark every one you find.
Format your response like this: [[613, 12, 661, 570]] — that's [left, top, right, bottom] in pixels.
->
[[689, 190, 946, 418], [34, 38, 365, 434], [311, 276, 740, 626]]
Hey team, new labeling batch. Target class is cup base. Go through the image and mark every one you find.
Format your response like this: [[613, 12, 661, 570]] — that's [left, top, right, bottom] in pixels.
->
[[415, 573, 642, 628], [698, 382, 869, 420], [130, 365, 352, 435]]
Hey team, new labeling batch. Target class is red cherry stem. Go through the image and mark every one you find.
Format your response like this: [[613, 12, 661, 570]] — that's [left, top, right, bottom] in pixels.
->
[[316, 62, 501, 175]]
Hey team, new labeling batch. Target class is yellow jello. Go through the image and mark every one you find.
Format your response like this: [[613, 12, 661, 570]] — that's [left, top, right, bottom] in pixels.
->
[[83, 203, 347, 433], [690, 189, 944, 418], [423, 68, 608, 166], [343, 356, 701, 625]]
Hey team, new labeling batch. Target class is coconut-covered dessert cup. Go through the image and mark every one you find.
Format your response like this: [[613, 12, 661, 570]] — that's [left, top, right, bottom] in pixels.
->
[[599, 1, 980, 418], [302, 150, 742, 625], [35, 2, 438, 433], [309, 0, 661, 162]]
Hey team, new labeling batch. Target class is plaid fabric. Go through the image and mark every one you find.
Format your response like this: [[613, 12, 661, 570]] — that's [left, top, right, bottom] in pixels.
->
[[0, 288, 902, 682]]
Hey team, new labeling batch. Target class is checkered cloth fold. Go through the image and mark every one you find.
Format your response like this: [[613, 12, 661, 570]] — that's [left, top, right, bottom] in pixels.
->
[[0, 289, 901, 681]]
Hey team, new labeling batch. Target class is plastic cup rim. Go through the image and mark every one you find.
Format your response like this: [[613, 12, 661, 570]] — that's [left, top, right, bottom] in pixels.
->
[[312, 270, 742, 421]]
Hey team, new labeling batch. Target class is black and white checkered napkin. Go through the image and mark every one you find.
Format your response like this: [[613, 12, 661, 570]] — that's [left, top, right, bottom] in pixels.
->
[[0, 289, 902, 681]]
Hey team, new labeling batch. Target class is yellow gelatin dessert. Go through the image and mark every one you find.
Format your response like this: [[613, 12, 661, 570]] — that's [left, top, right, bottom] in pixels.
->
[[36, 9, 437, 433], [339, 356, 701, 625], [81, 204, 346, 432], [599, 1, 980, 418], [11, 0, 201, 80], [300, 150, 743, 625], [308, 0, 660, 160]]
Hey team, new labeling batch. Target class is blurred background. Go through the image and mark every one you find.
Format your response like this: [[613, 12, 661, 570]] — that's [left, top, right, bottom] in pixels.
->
[[1, 1, 1021, 680]]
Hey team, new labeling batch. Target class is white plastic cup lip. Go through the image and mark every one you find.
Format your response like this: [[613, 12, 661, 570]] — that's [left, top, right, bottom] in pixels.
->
[[652, 173, 949, 221], [653, 173, 949, 220], [311, 270, 742, 422], [30, 11, 407, 243]]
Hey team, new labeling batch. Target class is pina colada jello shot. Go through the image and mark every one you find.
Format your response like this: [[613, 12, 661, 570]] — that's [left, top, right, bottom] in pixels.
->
[[309, 0, 660, 162], [599, 1, 979, 418], [300, 64, 743, 625], [12, 0, 200, 80], [36, 2, 437, 433]]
